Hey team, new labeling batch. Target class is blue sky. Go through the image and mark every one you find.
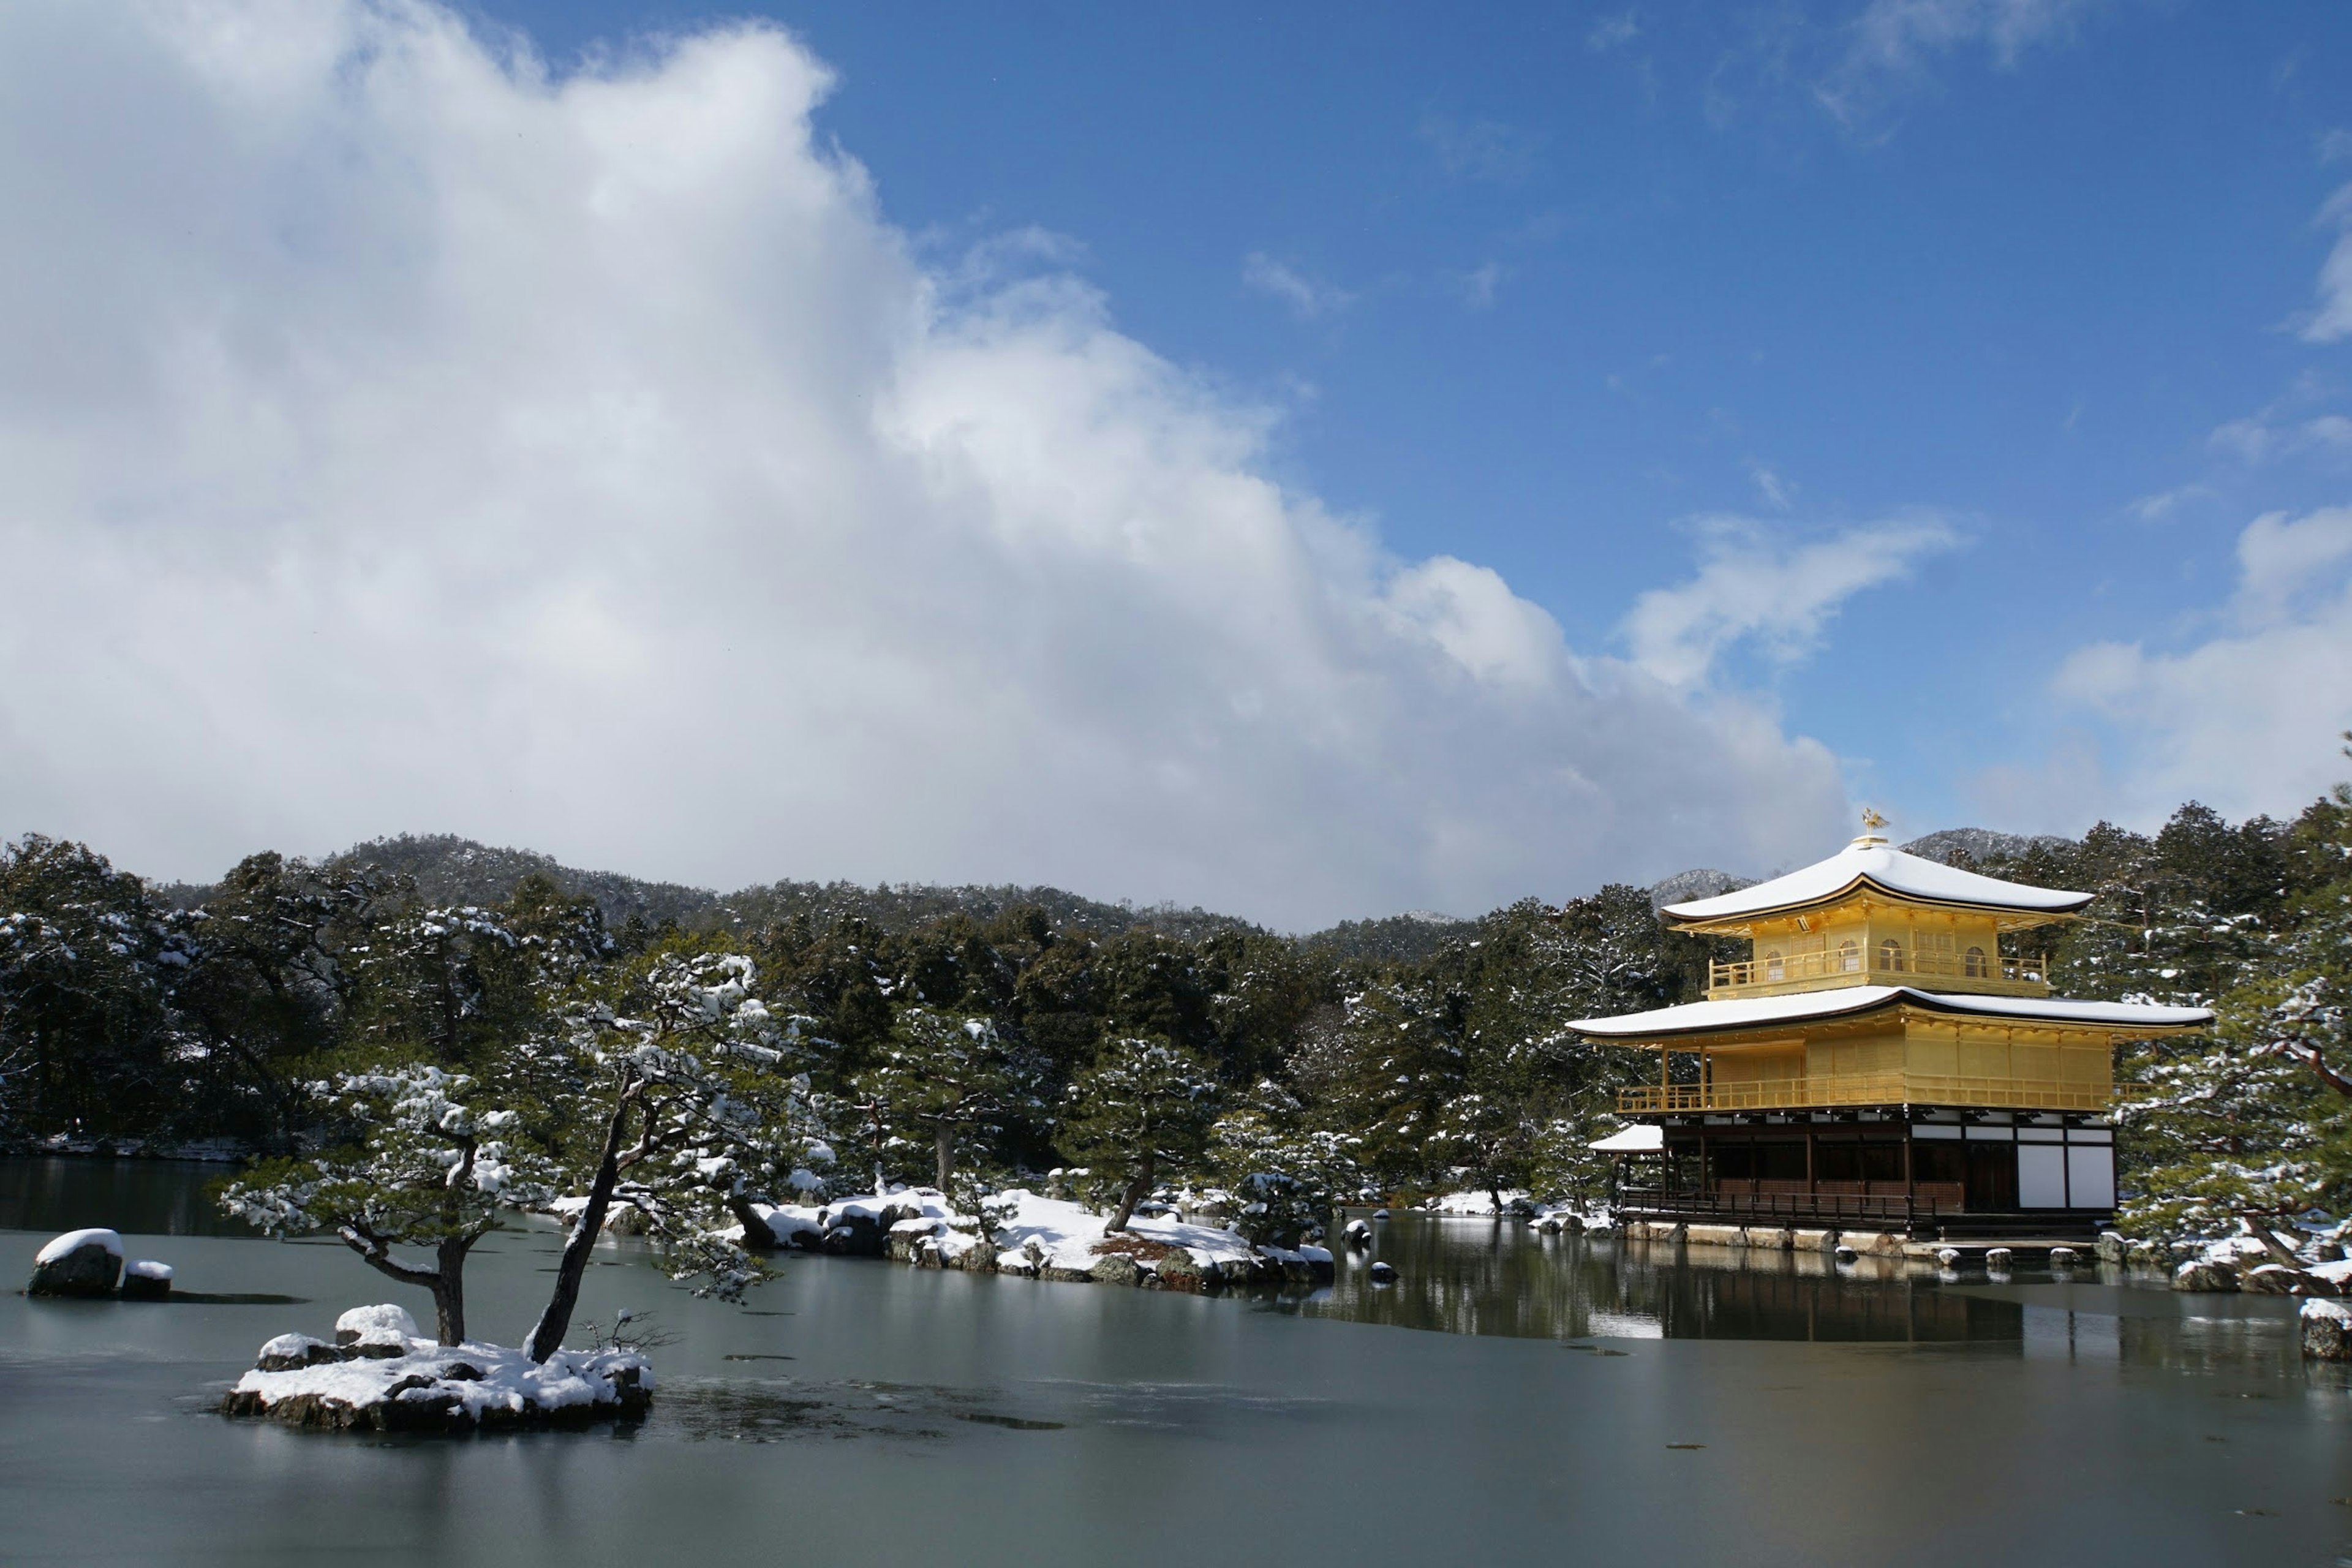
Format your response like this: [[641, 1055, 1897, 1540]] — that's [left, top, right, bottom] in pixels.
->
[[459, 0, 2352, 835], [3, 1, 2350, 923]]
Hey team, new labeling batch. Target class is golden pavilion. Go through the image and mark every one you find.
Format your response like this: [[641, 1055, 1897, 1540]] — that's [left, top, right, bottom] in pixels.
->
[[1571, 816, 2212, 1239]]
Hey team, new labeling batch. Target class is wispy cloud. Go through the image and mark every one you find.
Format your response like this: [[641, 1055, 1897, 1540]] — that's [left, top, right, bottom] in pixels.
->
[[1621, 516, 1961, 688], [1417, 112, 1544, 186], [2302, 181, 2352, 342], [1749, 465, 1796, 511], [1820, 0, 2103, 126], [1453, 262, 1507, 311], [2124, 483, 2217, 523], [1587, 11, 1642, 53], [1241, 253, 1355, 320]]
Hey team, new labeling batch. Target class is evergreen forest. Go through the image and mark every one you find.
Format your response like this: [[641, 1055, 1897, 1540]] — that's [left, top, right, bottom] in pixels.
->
[[4, 758, 2349, 1251]]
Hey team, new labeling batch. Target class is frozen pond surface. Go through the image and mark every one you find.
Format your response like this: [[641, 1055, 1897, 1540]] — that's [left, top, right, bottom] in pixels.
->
[[2, 1159, 2348, 1566]]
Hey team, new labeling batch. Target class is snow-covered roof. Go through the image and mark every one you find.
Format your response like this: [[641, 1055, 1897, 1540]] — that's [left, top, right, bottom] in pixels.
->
[[1569, 985, 2211, 1039], [1660, 839, 2090, 925], [1588, 1124, 1665, 1152]]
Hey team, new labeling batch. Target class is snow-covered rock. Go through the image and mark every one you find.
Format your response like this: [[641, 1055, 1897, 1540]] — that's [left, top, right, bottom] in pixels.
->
[[2302, 1298, 2352, 1361], [28, 1229, 124, 1297], [335, 1303, 421, 1343], [1368, 1261, 1398, 1285], [120, 1259, 173, 1300], [1428, 1190, 1531, 1217], [225, 1321, 652, 1431], [2174, 1258, 2241, 1292]]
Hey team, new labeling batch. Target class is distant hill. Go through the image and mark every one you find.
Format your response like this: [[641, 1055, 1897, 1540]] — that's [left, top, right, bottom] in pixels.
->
[[330, 834, 721, 926], [709, 879, 1267, 944], [1298, 910, 1476, 963], [1646, 867, 1751, 911], [149, 826, 2086, 952], [160, 833, 1270, 944], [1899, 827, 2075, 867]]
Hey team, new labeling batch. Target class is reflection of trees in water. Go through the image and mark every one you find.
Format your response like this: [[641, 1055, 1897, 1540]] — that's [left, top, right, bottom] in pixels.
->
[[1304, 1219, 1627, 1340], [1294, 1218, 2026, 1344], [0, 1156, 259, 1237]]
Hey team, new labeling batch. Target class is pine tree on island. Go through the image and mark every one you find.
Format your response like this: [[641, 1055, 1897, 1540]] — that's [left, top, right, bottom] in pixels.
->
[[1057, 1035, 1222, 1232], [221, 1065, 553, 1345], [522, 952, 824, 1363], [219, 950, 823, 1365]]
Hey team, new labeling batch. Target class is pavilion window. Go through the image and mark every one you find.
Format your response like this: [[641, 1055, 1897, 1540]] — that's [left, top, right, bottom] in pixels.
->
[[1964, 945, 1988, 978], [1765, 949, 1784, 981], [1838, 940, 1860, 973], [1879, 939, 1904, 973]]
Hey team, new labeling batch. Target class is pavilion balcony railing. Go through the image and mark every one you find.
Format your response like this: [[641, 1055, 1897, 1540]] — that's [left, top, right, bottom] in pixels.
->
[[1613, 1185, 1956, 1226], [1616, 1072, 2112, 1115], [1707, 948, 2050, 997]]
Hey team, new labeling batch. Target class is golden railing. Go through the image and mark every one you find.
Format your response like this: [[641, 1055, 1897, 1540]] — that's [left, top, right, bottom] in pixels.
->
[[1616, 1073, 2111, 1115], [1708, 948, 2049, 992]]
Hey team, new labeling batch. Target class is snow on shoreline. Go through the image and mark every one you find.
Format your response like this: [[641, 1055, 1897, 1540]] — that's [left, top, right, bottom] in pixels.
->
[[748, 1187, 1329, 1284]]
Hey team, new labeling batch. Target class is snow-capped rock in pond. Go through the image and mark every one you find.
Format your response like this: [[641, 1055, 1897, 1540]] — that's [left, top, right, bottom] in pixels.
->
[[2302, 1299, 2352, 1361], [1368, 1261, 1398, 1284], [336, 1303, 421, 1344], [28, 1228, 123, 1297], [1342, 1219, 1372, 1249], [2174, 1259, 2241, 1292], [120, 1260, 173, 1300], [224, 1321, 652, 1431]]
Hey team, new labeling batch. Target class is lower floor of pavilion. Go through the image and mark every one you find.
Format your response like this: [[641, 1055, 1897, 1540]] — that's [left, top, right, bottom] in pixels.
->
[[1609, 1106, 2117, 1240]]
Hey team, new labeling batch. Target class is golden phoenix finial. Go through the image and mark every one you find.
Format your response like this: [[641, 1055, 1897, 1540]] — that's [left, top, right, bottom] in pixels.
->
[[1860, 807, 1887, 833]]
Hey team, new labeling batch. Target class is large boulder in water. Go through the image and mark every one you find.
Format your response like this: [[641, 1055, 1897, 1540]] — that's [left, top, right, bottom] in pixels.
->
[[28, 1229, 123, 1297], [2173, 1259, 2241, 1293], [2303, 1299, 2352, 1361]]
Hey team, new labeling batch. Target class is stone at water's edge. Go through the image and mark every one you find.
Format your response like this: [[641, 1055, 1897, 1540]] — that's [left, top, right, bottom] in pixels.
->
[[119, 1260, 173, 1300], [1088, 1254, 1145, 1287], [28, 1229, 124, 1297], [1368, 1261, 1398, 1284], [2174, 1259, 2241, 1293], [2303, 1299, 2352, 1360]]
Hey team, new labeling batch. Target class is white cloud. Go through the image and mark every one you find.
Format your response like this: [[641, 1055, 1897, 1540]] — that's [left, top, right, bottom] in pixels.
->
[[1241, 252, 1354, 320], [1620, 518, 1960, 689], [2049, 506, 2352, 823], [0, 0, 1861, 927], [2307, 183, 2352, 342]]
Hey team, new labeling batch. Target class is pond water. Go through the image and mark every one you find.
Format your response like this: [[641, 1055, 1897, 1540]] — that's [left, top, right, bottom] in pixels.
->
[[2, 1159, 2348, 1566]]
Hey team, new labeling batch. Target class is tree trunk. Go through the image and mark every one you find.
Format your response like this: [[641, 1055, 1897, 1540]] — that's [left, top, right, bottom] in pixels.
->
[[1107, 1152, 1157, 1233], [933, 1123, 955, 1194], [727, 1194, 779, 1251], [527, 1084, 635, 1363], [432, 1234, 475, 1344]]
